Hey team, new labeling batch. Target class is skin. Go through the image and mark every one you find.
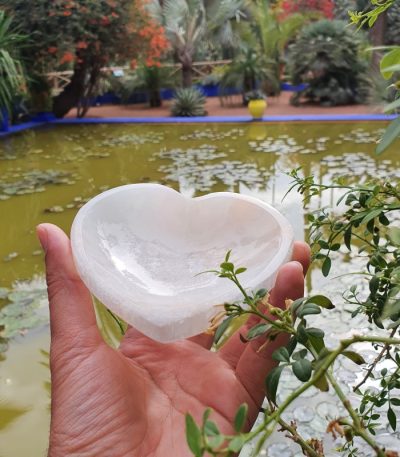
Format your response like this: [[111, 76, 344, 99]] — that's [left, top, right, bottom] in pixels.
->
[[37, 223, 310, 457]]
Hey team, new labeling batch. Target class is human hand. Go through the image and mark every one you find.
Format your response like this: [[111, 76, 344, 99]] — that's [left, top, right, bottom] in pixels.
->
[[37, 223, 310, 457]]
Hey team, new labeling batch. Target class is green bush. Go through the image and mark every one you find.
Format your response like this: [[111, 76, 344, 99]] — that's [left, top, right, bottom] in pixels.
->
[[387, 1, 400, 45], [171, 88, 206, 117], [288, 19, 370, 106]]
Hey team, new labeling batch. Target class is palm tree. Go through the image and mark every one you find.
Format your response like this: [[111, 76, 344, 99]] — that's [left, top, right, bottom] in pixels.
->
[[149, 0, 245, 87], [219, 0, 309, 98], [0, 10, 25, 121]]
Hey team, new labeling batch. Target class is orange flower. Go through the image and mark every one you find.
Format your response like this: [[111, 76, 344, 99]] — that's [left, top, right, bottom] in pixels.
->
[[60, 51, 75, 65], [130, 59, 137, 70], [111, 12, 119, 18], [63, 10, 72, 16], [48, 46, 58, 54]]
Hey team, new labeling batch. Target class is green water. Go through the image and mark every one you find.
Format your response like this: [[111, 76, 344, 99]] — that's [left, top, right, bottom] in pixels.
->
[[0, 122, 399, 456]]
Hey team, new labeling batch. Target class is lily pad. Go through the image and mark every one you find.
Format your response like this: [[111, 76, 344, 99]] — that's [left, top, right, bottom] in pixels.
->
[[0, 277, 48, 350]]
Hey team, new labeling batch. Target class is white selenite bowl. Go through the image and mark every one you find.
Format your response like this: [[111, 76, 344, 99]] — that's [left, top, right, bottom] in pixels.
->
[[71, 184, 294, 342]]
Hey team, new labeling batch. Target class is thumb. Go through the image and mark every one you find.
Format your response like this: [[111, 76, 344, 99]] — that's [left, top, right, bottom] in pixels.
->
[[37, 223, 102, 347]]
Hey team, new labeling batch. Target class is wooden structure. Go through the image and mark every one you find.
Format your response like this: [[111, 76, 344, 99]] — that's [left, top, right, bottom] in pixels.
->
[[46, 60, 232, 95]]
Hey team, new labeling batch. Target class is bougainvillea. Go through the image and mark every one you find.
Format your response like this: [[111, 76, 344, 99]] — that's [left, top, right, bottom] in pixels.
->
[[277, 0, 334, 20], [0, 0, 169, 117]]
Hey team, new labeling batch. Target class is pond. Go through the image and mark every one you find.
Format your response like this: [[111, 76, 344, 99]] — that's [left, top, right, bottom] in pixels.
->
[[0, 122, 399, 456]]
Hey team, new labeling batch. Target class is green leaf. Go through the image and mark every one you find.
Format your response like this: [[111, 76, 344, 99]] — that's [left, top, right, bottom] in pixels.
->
[[235, 267, 247, 275], [290, 298, 305, 315], [225, 250, 232, 262], [214, 316, 234, 344], [292, 349, 308, 360], [256, 288, 268, 298], [296, 325, 309, 345], [185, 414, 203, 457], [286, 336, 297, 356], [384, 97, 400, 113], [228, 435, 245, 452], [305, 327, 325, 338], [380, 48, 400, 79], [208, 435, 224, 449], [202, 408, 211, 425], [361, 209, 382, 225], [344, 227, 352, 250], [388, 407, 397, 431], [322, 256, 331, 277], [292, 358, 312, 382], [220, 262, 234, 272], [297, 303, 321, 318], [388, 227, 400, 246], [246, 323, 271, 340], [376, 116, 400, 155], [391, 398, 400, 407], [313, 374, 329, 392], [342, 351, 366, 365], [272, 347, 290, 363], [307, 295, 334, 309], [234, 403, 248, 432], [265, 365, 284, 404], [204, 420, 219, 437]]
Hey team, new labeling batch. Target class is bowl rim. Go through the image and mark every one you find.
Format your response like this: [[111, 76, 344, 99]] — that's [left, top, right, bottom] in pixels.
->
[[71, 183, 294, 306]]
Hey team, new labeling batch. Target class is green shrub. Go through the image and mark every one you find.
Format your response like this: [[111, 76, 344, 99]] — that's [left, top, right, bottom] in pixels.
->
[[170, 88, 206, 117], [387, 1, 400, 45], [288, 19, 370, 106]]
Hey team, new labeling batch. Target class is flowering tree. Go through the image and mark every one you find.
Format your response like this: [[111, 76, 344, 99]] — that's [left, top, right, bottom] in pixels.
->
[[0, 0, 169, 117], [277, 0, 334, 20]]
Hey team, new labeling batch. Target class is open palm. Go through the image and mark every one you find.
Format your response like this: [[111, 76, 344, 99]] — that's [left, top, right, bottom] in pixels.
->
[[38, 224, 309, 457]]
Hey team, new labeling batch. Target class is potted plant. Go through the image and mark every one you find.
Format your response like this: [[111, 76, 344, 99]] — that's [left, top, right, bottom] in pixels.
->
[[245, 90, 267, 120]]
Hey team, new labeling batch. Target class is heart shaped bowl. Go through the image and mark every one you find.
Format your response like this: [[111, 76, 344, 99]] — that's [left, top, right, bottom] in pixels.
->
[[71, 184, 294, 342]]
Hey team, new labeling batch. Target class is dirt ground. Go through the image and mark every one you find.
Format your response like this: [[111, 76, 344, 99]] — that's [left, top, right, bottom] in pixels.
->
[[66, 92, 382, 118]]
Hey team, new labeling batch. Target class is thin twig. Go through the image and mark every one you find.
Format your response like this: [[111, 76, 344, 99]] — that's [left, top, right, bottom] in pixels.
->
[[353, 326, 398, 392], [278, 418, 322, 457]]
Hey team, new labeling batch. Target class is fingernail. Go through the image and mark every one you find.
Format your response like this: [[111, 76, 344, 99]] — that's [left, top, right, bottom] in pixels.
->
[[36, 225, 48, 253], [292, 261, 304, 272]]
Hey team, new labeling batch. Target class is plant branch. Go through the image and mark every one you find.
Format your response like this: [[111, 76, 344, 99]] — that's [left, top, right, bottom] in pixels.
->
[[353, 326, 399, 392], [278, 418, 322, 457]]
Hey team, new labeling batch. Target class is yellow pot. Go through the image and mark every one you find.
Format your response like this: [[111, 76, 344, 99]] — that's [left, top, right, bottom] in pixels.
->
[[248, 99, 267, 119]]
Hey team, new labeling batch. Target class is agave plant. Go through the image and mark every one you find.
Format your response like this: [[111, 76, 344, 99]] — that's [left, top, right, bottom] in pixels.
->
[[0, 10, 26, 121], [170, 87, 206, 116], [288, 19, 370, 106], [149, 0, 245, 87]]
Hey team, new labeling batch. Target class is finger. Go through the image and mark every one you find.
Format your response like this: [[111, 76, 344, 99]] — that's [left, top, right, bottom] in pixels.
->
[[219, 241, 310, 367], [37, 223, 102, 347], [234, 261, 304, 407], [292, 241, 311, 275]]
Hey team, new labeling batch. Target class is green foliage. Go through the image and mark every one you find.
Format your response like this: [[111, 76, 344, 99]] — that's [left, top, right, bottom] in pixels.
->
[[171, 88, 206, 117], [0, 10, 26, 121], [0, 0, 153, 117], [386, 0, 400, 45], [288, 20, 370, 106], [219, 1, 308, 98], [149, 0, 245, 87], [348, 0, 393, 28]]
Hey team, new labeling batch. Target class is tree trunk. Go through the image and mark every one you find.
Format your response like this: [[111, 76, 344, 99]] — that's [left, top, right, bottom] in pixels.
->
[[77, 63, 101, 118], [182, 64, 193, 88], [149, 89, 162, 107], [370, 11, 387, 69], [52, 63, 87, 118]]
